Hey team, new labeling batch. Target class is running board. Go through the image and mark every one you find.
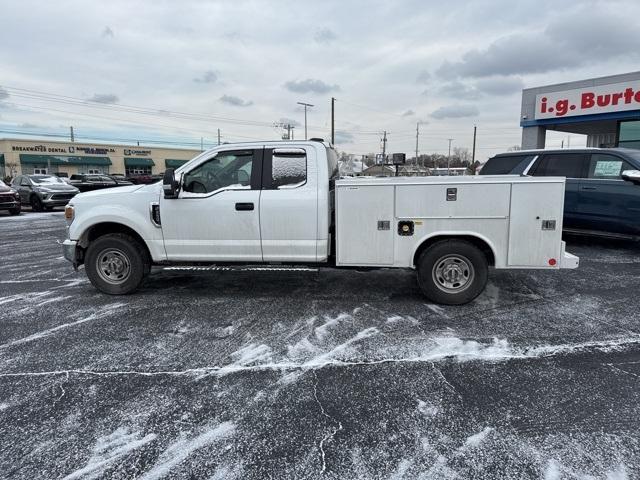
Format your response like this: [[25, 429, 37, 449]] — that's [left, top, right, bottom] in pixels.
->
[[162, 265, 319, 272]]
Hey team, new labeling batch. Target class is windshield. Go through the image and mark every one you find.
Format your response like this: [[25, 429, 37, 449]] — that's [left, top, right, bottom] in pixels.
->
[[621, 149, 640, 167], [30, 175, 66, 184]]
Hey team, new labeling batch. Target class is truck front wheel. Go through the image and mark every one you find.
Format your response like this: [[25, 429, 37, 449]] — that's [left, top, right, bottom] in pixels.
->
[[417, 240, 488, 305], [85, 233, 150, 295]]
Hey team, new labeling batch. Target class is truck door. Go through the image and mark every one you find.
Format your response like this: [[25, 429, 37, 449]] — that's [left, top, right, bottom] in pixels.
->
[[577, 153, 640, 236], [160, 148, 264, 261], [529, 153, 589, 230], [259, 147, 318, 261]]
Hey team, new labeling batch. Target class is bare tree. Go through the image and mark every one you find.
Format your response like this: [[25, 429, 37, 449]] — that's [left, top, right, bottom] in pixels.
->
[[507, 145, 521, 152]]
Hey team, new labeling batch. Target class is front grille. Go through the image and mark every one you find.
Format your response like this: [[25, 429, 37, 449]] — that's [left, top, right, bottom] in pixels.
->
[[0, 194, 17, 203], [51, 193, 76, 201]]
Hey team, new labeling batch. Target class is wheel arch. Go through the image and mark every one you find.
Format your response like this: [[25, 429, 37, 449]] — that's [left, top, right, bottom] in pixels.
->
[[76, 222, 152, 266], [412, 233, 496, 268]]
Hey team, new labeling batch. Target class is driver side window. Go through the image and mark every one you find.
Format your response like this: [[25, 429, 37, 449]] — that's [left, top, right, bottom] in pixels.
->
[[183, 150, 254, 194]]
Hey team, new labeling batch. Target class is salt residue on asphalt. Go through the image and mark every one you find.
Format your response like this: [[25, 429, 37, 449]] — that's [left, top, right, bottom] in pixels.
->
[[0, 303, 127, 350], [62, 427, 156, 480], [138, 421, 236, 480]]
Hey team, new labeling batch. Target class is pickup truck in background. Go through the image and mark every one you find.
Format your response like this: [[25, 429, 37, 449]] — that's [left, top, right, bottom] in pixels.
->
[[62, 140, 579, 305]]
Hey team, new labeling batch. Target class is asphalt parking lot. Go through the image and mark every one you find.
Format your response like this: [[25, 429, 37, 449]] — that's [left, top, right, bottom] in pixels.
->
[[0, 211, 639, 479]]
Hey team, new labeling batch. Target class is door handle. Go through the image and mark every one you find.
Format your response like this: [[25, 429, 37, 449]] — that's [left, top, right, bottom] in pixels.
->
[[580, 186, 597, 191], [235, 202, 254, 211]]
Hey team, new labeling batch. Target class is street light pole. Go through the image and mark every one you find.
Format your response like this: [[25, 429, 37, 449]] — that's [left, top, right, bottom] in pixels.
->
[[297, 102, 313, 140]]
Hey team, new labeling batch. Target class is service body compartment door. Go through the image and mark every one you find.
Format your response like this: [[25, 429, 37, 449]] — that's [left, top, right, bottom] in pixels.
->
[[336, 185, 395, 265], [508, 181, 564, 267]]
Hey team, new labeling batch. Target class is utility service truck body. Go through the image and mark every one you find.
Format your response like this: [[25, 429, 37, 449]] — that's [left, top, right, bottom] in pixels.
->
[[62, 140, 578, 304]]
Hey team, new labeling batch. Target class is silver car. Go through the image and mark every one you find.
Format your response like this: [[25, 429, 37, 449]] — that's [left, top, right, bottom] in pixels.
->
[[11, 174, 80, 211]]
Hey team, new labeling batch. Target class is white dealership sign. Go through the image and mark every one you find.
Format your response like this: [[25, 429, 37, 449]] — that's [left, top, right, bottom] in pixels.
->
[[535, 80, 640, 120]]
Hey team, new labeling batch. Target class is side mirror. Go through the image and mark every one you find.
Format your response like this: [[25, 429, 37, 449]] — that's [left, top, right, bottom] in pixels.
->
[[163, 168, 181, 199], [621, 169, 640, 185]]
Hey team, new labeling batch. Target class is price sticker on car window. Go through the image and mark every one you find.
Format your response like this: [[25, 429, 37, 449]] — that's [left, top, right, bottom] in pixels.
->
[[594, 160, 622, 177]]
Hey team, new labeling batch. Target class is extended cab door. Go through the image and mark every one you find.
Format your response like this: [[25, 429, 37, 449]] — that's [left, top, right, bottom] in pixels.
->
[[529, 153, 589, 230], [160, 148, 264, 261], [259, 146, 318, 261]]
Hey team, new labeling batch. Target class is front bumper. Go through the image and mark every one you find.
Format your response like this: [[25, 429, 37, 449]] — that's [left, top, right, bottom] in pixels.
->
[[62, 239, 78, 265]]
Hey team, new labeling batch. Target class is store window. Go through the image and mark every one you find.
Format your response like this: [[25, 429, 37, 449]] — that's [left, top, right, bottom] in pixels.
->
[[33, 167, 48, 175], [125, 166, 152, 176], [618, 120, 640, 149]]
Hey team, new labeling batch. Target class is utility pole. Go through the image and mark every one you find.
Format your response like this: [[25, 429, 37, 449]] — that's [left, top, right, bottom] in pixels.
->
[[297, 102, 313, 140], [415, 122, 419, 167], [471, 125, 477, 165], [217, 129, 221, 145], [200, 137, 204, 152], [291, 126, 295, 140], [382, 131, 387, 173], [447, 138, 454, 175], [70, 126, 75, 143], [331, 97, 335, 144], [287, 124, 292, 140]]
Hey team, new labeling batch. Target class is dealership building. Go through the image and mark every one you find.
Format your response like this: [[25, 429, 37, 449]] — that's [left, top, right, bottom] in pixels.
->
[[521, 71, 640, 150], [0, 138, 200, 179]]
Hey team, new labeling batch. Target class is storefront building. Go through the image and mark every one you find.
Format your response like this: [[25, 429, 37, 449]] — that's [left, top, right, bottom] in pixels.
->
[[521, 71, 640, 149], [0, 138, 201, 179]]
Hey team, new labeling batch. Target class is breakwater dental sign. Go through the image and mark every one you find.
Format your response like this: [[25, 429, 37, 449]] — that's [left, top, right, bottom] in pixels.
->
[[535, 80, 640, 120]]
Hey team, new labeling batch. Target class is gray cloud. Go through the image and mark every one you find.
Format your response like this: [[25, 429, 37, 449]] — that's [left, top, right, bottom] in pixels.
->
[[89, 93, 118, 104], [475, 76, 524, 95], [102, 26, 114, 38], [17, 122, 39, 129], [416, 71, 431, 84], [219, 94, 253, 107], [430, 105, 478, 119], [194, 71, 217, 83], [401, 109, 415, 117], [314, 28, 337, 44], [0, 87, 8, 100], [334, 130, 354, 144], [439, 82, 481, 100], [284, 79, 339, 94], [436, 10, 640, 79]]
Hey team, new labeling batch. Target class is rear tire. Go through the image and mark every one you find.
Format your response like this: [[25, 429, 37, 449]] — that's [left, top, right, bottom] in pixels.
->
[[85, 233, 150, 295], [417, 240, 488, 305], [30, 195, 43, 212]]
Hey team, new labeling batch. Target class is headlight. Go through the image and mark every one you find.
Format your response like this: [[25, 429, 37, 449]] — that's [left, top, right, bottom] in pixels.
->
[[64, 205, 74, 223]]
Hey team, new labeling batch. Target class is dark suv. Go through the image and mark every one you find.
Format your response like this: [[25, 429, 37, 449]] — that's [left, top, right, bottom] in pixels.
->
[[0, 180, 21, 215], [480, 148, 640, 239]]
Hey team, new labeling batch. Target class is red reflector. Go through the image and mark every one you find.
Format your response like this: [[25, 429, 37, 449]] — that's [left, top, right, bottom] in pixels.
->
[[548, 258, 557, 266]]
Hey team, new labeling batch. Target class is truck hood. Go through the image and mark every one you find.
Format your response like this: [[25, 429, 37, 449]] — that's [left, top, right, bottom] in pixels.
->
[[71, 182, 161, 204]]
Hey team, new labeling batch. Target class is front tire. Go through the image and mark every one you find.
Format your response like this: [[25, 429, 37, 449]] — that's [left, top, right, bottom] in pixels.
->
[[9, 206, 20, 215], [85, 233, 150, 295], [417, 240, 488, 305], [30, 195, 44, 212]]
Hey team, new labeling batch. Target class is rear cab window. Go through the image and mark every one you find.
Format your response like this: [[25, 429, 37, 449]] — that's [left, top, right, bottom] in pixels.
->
[[530, 153, 589, 178], [264, 148, 307, 189], [480, 155, 534, 175]]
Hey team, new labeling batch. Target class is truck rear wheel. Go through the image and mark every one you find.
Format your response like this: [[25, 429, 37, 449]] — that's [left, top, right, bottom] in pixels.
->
[[417, 240, 488, 305], [85, 233, 150, 295]]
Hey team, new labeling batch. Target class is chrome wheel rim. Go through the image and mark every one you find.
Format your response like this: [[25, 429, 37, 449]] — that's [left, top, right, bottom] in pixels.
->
[[432, 254, 475, 293], [96, 248, 131, 285]]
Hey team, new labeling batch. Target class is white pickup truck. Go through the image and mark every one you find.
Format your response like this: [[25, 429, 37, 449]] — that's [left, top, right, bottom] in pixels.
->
[[62, 140, 578, 304]]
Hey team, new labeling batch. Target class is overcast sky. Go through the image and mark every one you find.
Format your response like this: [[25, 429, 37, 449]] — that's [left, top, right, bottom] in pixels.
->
[[1, 0, 640, 159]]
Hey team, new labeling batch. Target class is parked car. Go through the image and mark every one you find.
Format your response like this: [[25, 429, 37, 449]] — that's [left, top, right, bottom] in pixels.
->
[[69, 174, 133, 192], [12, 174, 80, 211], [62, 140, 577, 305], [126, 173, 154, 185], [479, 147, 640, 239], [0, 180, 21, 215]]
